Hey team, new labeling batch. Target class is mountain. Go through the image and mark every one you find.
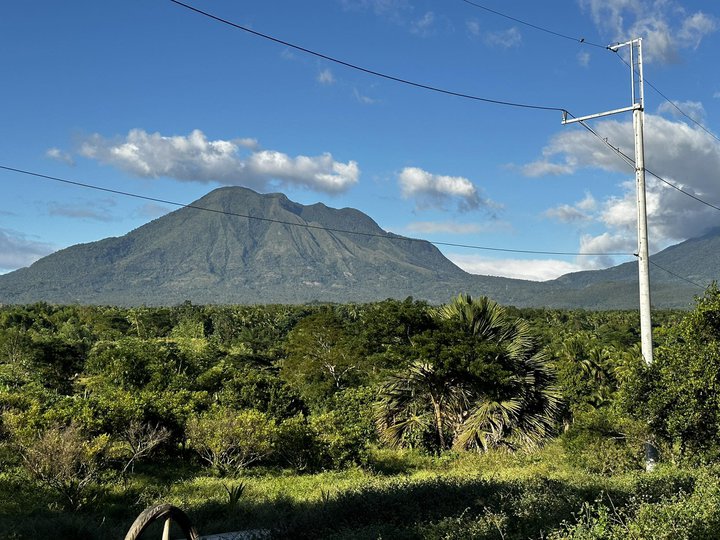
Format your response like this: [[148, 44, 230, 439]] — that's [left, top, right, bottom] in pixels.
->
[[0, 187, 714, 308], [0, 187, 523, 305], [544, 229, 720, 309]]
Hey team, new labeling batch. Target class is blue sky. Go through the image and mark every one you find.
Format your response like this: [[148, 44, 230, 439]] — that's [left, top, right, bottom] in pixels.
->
[[1, 0, 719, 281]]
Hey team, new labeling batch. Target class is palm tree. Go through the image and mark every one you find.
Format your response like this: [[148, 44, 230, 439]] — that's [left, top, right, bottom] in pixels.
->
[[376, 294, 561, 452], [375, 361, 467, 450]]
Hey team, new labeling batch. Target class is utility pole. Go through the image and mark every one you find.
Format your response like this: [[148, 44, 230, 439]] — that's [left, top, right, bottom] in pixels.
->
[[561, 38, 657, 469]]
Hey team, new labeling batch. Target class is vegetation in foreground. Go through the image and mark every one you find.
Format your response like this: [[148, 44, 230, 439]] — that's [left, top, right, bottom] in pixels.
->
[[1, 287, 719, 538]]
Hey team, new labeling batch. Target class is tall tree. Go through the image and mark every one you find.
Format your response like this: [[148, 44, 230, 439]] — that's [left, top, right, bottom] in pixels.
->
[[376, 294, 560, 452]]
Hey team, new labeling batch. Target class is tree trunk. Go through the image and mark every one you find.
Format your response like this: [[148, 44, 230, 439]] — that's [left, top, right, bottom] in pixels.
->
[[430, 395, 446, 450]]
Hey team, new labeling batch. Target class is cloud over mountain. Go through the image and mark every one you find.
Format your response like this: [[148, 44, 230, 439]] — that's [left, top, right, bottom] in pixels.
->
[[527, 114, 720, 265], [78, 129, 359, 194], [0, 229, 55, 273], [398, 166, 497, 212]]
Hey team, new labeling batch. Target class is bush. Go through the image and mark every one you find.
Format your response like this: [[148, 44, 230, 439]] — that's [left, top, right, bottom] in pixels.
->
[[309, 387, 375, 469], [276, 414, 323, 472], [9, 422, 109, 510], [561, 408, 646, 474], [186, 407, 276, 475]]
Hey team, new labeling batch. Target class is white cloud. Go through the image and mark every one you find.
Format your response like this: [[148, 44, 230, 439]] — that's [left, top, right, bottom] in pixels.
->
[[45, 147, 75, 166], [524, 113, 720, 264], [447, 254, 585, 281], [576, 193, 597, 212], [411, 11, 435, 36], [679, 11, 718, 48], [577, 51, 591, 67], [580, 0, 717, 63], [339, 0, 409, 16], [714, 91, 720, 99], [522, 160, 576, 177], [657, 100, 706, 123], [398, 166, 497, 212], [78, 129, 360, 194], [318, 69, 335, 85], [0, 229, 56, 273], [484, 27, 522, 48], [545, 193, 597, 223], [579, 232, 636, 268], [47, 199, 117, 222], [466, 19, 480, 37], [236, 137, 260, 150], [545, 205, 588, 223], [353, 88, 378, 105], [405, 221, 509, 235]]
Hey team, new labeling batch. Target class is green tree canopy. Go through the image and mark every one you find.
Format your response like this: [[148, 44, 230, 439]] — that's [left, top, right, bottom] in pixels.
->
[[623, 283, 720, 458], [376, 294, 561, 453]]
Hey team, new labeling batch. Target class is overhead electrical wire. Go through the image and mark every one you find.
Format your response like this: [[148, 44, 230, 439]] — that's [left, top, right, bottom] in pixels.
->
[[459, 0, 607, 49], [647, 258, 706, 289], [0, 164, 631, 257], [167, 0, 567, 114], [457, 0, 720, 145], [168, 0, 718, 215], [163, 0, 712, 289], [610, 52, 720, 145], [573, 117, 720, 213], [573, 119, 718, 288]]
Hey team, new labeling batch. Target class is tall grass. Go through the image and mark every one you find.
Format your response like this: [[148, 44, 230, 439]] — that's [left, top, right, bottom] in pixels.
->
[[0, 446, 715, 539]]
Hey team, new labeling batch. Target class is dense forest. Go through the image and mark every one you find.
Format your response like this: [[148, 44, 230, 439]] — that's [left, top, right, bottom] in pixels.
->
[[1, 289, 720, 539]]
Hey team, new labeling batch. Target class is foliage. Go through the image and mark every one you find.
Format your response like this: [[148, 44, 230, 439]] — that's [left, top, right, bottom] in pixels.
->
[[186, 407, 276, 475], [1, 299, 718, 537], [554, 335, 620, 413], [561, 407, 646, 474], [281, 309, 366, 406], [309, 387, 376, 469], [276, 414, 323, 471], [8, 422, 109, 510], [377, 294, 561, 453], [622, 283, 720, 458]]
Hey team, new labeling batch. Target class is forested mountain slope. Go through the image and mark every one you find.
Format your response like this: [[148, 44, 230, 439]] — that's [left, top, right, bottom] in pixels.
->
[[0, 187, 713, 308]]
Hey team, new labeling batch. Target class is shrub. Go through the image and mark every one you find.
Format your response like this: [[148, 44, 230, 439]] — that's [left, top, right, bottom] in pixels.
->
[[9, 422, 109, 510], [561, 408, 646, 474], [276, 414, 323, 472], [621, 284, 720, 459], [186, 407, 276, 475], [309, 387, 375, 469]]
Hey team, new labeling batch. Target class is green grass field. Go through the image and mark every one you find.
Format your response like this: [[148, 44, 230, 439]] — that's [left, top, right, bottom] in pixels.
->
[[2, 443, 717, 539]]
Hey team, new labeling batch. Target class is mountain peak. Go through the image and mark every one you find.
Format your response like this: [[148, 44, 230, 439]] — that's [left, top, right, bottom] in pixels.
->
[[0, 187, 468, 306]]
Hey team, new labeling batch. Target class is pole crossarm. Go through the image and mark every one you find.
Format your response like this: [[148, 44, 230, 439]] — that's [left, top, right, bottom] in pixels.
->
[[562, 104, 640, 125]]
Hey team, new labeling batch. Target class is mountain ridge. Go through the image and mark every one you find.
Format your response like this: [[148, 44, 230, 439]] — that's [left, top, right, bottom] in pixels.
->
[[0, 186, 713, 308]]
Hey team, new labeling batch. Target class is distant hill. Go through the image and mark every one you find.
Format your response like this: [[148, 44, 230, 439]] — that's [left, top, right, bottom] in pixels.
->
[[545, 228, 720, 308], [0, 187, 714, 308]]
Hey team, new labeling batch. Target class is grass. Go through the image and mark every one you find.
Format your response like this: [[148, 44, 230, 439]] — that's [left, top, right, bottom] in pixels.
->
[[0, 444, 715, 539]]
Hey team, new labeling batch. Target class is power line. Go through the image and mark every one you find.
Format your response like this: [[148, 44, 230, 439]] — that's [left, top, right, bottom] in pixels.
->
[[460, 0, 607, 49], [458, 0, 720, 144], [610, 52, 720, 146], [167, 0, 567, 114], [646, 168, 720, 213], [647, 258, 706, 289], [0, 164, 631, 258], [572, 117, 720, 213]]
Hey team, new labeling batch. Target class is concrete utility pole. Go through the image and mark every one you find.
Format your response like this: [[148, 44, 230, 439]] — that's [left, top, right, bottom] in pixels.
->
[[561, 38, 653, 365], [562, 38, 657, 470]]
